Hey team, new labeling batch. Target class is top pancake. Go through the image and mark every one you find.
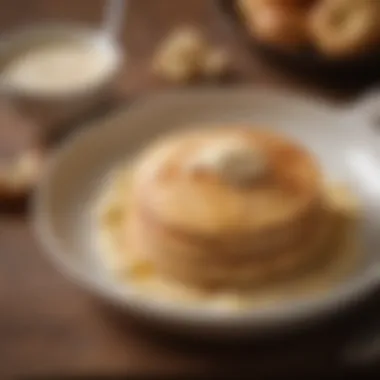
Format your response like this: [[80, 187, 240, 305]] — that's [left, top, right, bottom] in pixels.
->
[[131, 126, 323, 242]]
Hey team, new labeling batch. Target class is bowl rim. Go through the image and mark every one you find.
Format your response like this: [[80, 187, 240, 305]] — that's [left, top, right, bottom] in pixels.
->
[[31, 87, 380, 329], [0, 22, 124, 102]]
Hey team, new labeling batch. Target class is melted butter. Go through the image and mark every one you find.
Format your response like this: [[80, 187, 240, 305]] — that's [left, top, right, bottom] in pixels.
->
[[185, 138, 268, 185], [94, 162, 362, 311]]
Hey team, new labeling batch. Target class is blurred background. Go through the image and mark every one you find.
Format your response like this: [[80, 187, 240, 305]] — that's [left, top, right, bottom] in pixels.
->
[[1, 0, 380, 378]]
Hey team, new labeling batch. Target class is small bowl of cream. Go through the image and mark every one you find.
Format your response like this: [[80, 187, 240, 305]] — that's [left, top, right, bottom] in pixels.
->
[[0, 23, 123, 132]]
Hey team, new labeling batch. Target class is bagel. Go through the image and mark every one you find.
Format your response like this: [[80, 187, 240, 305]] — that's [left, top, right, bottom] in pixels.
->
[[238, 0, 310, 49], [310, 0, 380, 58], [238, 0, 314, 9]]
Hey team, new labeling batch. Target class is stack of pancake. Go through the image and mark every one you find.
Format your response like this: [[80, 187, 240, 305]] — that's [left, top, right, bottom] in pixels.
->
[[126, 127, 337, 290]]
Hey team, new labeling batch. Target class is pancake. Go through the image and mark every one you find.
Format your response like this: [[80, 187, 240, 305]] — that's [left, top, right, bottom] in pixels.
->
[[96, 162, 361, 306], [127, 184, 337, 288], [131, 127, 323, 247], [122, 126, 333, 289]]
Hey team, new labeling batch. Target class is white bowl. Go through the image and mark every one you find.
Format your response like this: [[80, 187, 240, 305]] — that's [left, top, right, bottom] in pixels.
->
[[0, 23, 123, 134], [32, 87, 380, 338]]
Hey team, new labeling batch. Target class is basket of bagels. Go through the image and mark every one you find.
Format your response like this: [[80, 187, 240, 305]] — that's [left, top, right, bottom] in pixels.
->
[[221, 0, 380, 77]]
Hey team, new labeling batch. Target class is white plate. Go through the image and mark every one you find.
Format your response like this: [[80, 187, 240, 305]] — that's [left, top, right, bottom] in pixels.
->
[[33, 87, 380, 338]]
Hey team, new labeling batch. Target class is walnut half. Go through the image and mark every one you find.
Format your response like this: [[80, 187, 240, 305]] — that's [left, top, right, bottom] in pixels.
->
[[152, 26, 230, 83]]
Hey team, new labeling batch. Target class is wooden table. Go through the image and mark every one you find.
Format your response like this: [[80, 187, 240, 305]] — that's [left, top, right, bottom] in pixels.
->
[[1, 0, 379, 378]]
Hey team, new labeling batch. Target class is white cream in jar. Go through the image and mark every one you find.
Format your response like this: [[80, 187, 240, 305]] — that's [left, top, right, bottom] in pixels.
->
[[1, 39, 118, 95]]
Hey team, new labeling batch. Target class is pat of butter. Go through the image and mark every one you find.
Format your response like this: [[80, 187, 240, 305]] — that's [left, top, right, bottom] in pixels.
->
[[186, 138, 267, 185]]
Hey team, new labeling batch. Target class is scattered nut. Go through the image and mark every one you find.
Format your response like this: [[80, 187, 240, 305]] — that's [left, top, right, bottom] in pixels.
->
[[152, 26, 207, 82], [202, 48, 231, 78], [152, 26, 230, 83]]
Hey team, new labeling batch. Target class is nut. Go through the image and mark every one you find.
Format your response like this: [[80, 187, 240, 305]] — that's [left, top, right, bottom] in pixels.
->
[[152, 26, 207, 82], [202, 48, 230, 78], [152, 26, 230, 82]]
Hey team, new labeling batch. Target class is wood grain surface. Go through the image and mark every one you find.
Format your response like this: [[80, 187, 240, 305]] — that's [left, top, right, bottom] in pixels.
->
[[0, 0, 379, 378]]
